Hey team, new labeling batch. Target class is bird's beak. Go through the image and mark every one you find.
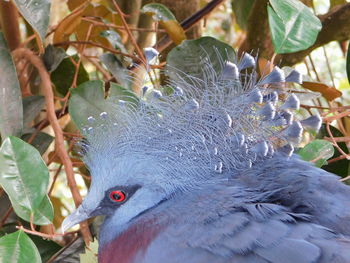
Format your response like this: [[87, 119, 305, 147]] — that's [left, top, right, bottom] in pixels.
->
[[61, 205, 91, 233]]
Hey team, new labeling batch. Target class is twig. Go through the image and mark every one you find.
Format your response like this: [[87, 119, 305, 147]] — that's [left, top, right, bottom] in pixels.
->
[[323, 110, 350, 122], [16, 225, 78, 239], [54, 41, 141, 62], [326, 122, 350, 160], [111, 0, 146, 64], [323, 136, 350, 142], [12, 48, 92, 244], [82, 17, 166, 32], [0, 207, 13, 229], [48, 164, 63, 196]]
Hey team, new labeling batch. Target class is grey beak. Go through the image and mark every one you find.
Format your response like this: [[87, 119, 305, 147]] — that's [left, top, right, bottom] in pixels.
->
[[61, 205, 91, 233]]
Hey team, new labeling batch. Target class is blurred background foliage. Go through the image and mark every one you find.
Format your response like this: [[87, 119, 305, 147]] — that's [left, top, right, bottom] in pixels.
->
[[0, 0, 349, 262]]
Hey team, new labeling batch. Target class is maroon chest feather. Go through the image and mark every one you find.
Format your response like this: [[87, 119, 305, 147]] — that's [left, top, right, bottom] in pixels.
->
[[99, 219, 164, 263]]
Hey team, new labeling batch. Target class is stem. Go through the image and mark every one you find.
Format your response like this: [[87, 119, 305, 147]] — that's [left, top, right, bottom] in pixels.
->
[[112, 0, 146, 64], [12, 48, 92, 245]]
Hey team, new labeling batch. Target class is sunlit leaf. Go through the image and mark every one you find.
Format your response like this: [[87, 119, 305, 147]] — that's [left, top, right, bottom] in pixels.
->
[[166, 36, 236, 83], [0, 230, 41, 263], [301, 81, 342, 101], [53, 2, 88, 45], [74, 3, 119, 47], [141, 3, 186, 45], [12, 0, 51, 42], [298, 139, 334, 167], [0, 136, 49, 210], [267, 0, 322, 54], [0, 32, 23, 138], [51, 55, 89, 96], [12, 195, 53, 225]]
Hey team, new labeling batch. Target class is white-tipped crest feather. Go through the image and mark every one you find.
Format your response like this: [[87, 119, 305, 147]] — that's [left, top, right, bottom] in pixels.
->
[[80, 51, 320, 185]]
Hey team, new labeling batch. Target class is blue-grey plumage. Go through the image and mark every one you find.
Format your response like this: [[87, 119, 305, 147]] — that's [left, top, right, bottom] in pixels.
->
[[62, 49, 350, 263], [97, 155, 350, 263]]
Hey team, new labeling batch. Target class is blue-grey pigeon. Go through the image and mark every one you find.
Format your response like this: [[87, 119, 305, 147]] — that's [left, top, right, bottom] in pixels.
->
[[62, 50, 350, 263]]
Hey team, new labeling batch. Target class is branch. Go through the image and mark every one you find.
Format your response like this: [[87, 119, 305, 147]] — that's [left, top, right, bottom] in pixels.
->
[[280, 3, 350, 66], [239, 0, 272, 58], [12, 48, 92, 245], [0, 0, 21, 50]]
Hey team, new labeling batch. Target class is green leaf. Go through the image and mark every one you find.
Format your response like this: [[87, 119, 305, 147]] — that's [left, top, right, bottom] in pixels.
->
[[21, 132, 54, 155], [267, 0, 322, 54], [166, 36, 236, 83], [232, 0, 255, 30], [100, 53, 130, 88], [0, 136, 49, 210], [100, 31, 127, 53], [141, 3, 176, 21], [298, 139, 334, 167], [109, 83, 139, 105], [347, 41, 350, 85], [12, 0, 51, 42], [69, 80, 138, 131], [316, 124, 349, 178], [0, 32, 23, 138], [43, 45, 66, 72], [51, 55, 89, 96], [0, 230, 41, 263], [12, 195, 53, 225], [22, 96, 45, 127]]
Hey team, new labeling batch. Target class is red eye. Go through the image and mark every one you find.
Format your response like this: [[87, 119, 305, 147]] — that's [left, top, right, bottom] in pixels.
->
[[109, 190, 126, 202]]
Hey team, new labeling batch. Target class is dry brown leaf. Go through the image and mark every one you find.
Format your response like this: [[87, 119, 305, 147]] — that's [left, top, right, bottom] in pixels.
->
[[301, 81, 342, 101], [53, 2, 89, 45]]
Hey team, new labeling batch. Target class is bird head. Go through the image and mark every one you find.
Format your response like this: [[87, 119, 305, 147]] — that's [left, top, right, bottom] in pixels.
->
[[62, 47, 321, 233]]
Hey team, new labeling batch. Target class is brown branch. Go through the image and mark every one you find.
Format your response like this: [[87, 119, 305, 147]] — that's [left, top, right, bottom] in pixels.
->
[[112, 0, 146, 64], [54, 40, 141, 62], [0, 0, 21, 50], [82, 17, 165, 32], [239, 0, 271, 58], [12, 48, 92, 245]]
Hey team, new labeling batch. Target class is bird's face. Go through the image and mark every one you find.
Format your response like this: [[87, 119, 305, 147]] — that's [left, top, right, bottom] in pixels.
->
[[61, 156, 171, 232]]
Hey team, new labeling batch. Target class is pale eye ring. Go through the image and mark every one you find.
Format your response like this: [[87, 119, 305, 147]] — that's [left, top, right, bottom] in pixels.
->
[[109, 190, 126, 202]]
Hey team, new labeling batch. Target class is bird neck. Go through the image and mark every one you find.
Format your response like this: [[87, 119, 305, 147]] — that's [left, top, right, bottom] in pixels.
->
[[98, 213, 166, 263]]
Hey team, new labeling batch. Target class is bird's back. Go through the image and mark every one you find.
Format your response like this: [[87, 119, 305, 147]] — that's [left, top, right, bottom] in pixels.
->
[[99, 155, 350, 263]]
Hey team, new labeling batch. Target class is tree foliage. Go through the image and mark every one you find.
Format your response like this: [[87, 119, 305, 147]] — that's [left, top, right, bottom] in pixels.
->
[[0, 0, 349, 262]]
